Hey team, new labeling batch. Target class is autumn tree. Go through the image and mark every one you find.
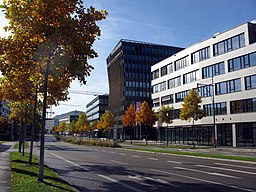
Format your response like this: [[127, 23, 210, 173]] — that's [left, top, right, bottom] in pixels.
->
[[122, 103, 136, 144], [97, 110, 114, 140], [0, 116, 10, 134], [136, 101, 157, 145], [56, 122, 67, 134], [75, 113, 90, 136], [0, 0, 107, 182], [88, 121, 97, 140], [180, 89, 205, 148], [157, 105, 174, 146]]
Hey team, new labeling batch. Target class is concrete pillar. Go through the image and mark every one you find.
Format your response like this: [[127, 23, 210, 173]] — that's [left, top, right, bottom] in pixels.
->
[[232, 123, 237, 147]]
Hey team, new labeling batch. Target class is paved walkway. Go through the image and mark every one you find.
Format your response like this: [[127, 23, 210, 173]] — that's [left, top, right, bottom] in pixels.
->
[[0, 142, 15, 192], [119, 141, 256, 158]]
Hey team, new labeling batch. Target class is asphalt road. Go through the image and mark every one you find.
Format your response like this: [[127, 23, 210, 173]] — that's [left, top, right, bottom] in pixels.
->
[[35, 135, 256, 192]]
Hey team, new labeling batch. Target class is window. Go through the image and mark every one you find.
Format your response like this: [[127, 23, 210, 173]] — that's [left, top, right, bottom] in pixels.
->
[[168, 76, 181, 89], [213, 33, 245, 56], [183, 70, 199, 84], [202, 61, 225, 79], [192, 46, 210, 64], [153, 81, 166, 93], [216, 78, 241, 95], [160, 63, 173, 77], [175, 56, 189, 71], [231, 98, 256, 114], [228, 52, 256, 72], [173, 109, 180, 119], [152, 69, 159, 80], [161, 94, 174, 105], [175, 90, 189, 103], [153, 98, 160, 107], [198, 85, 212, 98], [204, 102, 227, 116], [245, 75, 256, 90]]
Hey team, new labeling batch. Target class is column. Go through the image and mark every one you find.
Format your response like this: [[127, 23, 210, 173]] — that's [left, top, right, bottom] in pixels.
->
[[232, 124, 236, 148]]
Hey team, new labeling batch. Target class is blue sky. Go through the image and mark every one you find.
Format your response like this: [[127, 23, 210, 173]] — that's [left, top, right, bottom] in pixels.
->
[[0, 0, 255, 116]]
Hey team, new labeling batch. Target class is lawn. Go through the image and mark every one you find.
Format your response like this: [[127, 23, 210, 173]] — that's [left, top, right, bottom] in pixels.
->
[[11, 152, 76, 192], [14, 141, 29, 149]]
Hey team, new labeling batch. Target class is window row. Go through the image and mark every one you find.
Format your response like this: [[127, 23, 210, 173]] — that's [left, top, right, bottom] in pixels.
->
[[125, 81, 151, 88], [231, 98, 256, 114], [153, 81, 166, 93], [213, 33, 245, 56], [168, 76, 181, 89], [215, 78, 241, 95], [228, 52, 256, 72], [202, 61, 225, 79], [183, 70, 199, 84], [192, 46, 210, 64], [203, 102, 227, 116], [125, 91, 150, 97], [175, 56, 189, 71]]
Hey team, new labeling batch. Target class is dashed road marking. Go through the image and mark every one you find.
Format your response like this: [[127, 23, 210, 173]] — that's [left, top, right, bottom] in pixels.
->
[[148, 158, 158, 161], [168, 160, 182, 164], [111, 160, 128, 165], [132, 155, 141, 158]]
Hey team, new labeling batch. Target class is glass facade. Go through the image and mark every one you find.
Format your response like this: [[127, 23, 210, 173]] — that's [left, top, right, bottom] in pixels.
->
[[236, 123, 256, 147], [213, 33, 245, 56], [230, 97, 256, 114], [245, 74, 256, 90], [203, 102, 227, 116]]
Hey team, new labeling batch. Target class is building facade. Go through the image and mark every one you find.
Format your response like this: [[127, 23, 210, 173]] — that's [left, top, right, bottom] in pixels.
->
[[45, 118, 59, 134], [86, 94, 109, 123], [54, 110, 84, 125], [152, 21, 256, 147], [107, 39, 184, 139]]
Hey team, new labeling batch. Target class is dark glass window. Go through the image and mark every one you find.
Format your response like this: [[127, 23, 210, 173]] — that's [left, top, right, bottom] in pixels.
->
[[161, 94, 174, 105], [228, 52, 256, 72], [161, 66, 167, 76], [245, 75, 256, 90], [153, 98, 160, 107], [173, 109, 180, 119], [175, 90, 189, 103], [231, 98, 256, 114], [216, 78, 241, 95], [152, 69, 159, 80], [203, 102, 227, 116], [202, 61, 225, 79], [213, 33, 245, 56]]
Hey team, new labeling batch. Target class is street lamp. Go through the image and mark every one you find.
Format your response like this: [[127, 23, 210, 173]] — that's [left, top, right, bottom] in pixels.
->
[[197, 76, 217, 148]]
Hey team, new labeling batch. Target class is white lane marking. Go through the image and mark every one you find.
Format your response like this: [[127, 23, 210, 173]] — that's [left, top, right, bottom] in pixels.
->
[[174, 166, 241, 179], [168, 160, 182, 164], [89, 155, 99, 158], [98, 174, 146, 192], [150, 169, 255, 192], [144, 177, 171, 185], [128, 175, 142, 180], [109, 151, 116, 154], [111, 160, 128, 165], [148, 158, 158, 161], [47, 151, 89, 171], [214, 163, 256, 170], [132, 155, 141, 158], [101, 150, 106, 152], [196, 164, 256, 175], [119, 153, 127, 156]]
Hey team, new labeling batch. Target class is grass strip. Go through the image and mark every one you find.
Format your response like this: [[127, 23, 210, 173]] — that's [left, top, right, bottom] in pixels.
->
[[132, 143, 210, 149], [11, 152, 76, 192], [127, 148, 256, 162], [14, 141, 29, 149], [0, 140, 6, 144]]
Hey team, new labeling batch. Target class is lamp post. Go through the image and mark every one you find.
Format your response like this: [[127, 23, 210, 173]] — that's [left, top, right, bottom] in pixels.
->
[[197, 76, 217, 148]]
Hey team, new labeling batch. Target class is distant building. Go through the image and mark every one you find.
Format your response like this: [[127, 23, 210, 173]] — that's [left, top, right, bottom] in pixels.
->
[[107, 39, 184, 139], [0, 100, 10, 118], [86, 95, 109, 123], [54, 110, 84, 125], [152, 20, 256, 147], [45, 118, 59, 134]]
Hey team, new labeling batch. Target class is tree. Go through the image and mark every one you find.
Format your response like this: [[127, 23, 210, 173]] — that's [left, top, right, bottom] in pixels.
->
[[56, 122, 67, 134], [75, 113, 90, 135], [157, 105, 174, 146], [122, 103, 136, 143], [0, 0, 107, 182], [180, 89, 205, 148], [136, 101, 157, 145], [97, 110, 114, 140]]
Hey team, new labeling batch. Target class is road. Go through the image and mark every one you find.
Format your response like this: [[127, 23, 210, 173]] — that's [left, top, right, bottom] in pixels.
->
[[35, 135, 256, 192]]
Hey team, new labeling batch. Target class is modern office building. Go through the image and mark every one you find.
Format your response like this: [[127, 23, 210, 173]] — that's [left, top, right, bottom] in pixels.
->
[[107, 39, 184, 139], [86, 94, 109, 123], [45, 118, 59, 134], [152, 20, 256, 147], [54, 110, 84, 125], [0, 100, 10, 118]]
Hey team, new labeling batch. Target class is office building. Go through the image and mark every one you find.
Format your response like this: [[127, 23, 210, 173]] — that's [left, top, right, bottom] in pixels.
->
[[54, 110, 84, 125], [152, 20, 256, 147], [107, 39, 184, 139], [0, 100, 10, 118], [86, 94, 109, 123]]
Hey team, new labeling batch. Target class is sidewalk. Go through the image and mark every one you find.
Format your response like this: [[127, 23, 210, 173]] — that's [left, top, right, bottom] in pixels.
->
[[0, 142, 15, 192], [119, 140, 256, 158]]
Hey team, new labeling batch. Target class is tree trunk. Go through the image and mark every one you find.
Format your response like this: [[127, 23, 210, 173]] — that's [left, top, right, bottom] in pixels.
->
[[146, 125, 148, 146], [130, 126, 133, 144], [29, 89, 38, 164], [192, 118, 195, 148], [166, 125, 169, 147], [38, 58, 50, 182]]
